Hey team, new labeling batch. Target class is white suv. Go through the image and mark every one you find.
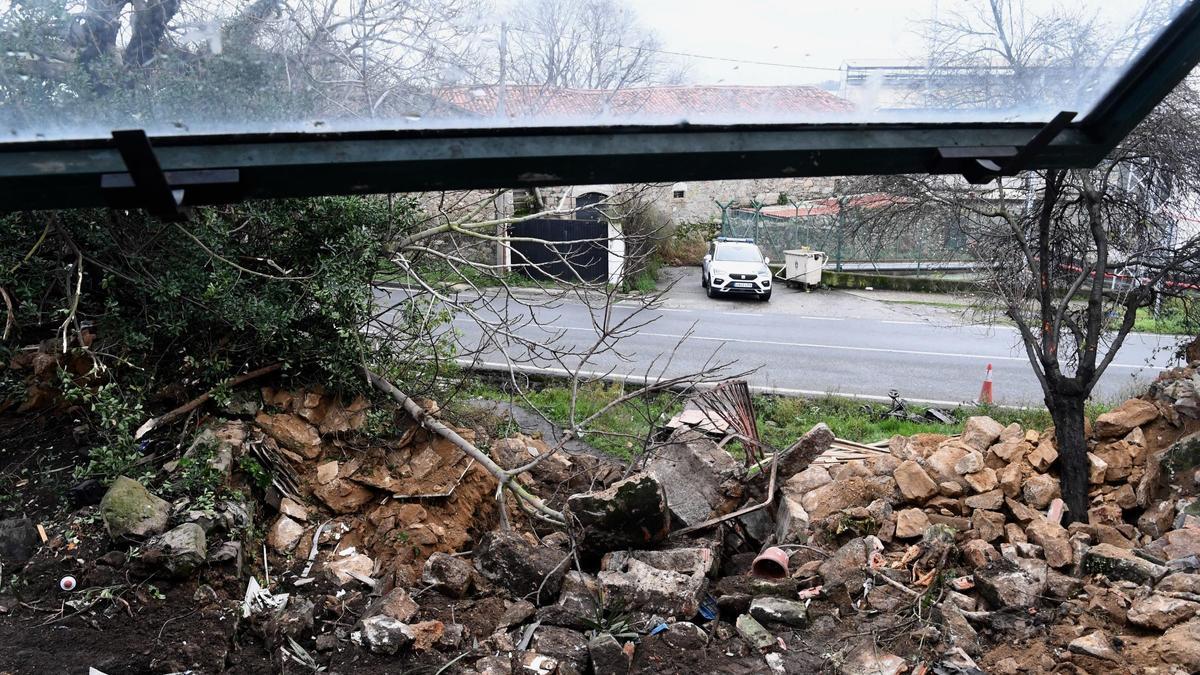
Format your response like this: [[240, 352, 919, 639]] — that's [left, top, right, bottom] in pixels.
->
[[702, 238, 772, 301]]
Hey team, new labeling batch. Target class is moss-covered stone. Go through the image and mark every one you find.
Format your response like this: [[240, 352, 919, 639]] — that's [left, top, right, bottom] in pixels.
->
[[565, 473, 669, 556], [100, 476, 170, 540], [1161, 432, 1200, 483]]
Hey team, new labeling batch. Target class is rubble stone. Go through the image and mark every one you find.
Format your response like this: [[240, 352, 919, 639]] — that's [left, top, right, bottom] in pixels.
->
[[749, 597, 808, 627], [774, 493, 810, 544], [1157, 573, 1200, 595], [409, 620, 445, 652], [1082, 543, 1168, 584], [588, 633, 631, 675], [895, 508, 931, 539], [961, 539, 1000, 569], [964, 468, 998, 493], [838, 647, 907, 675], [255, 411, 321, 458], [955, 451, 985, 475], [1148, 526, 1200, 561], [1127, 593, 1200, 630], [0, 518, 38, 563], [661, 622, 708, 650], [1094, 399, 1159, 438], [1157, 618, 1200, 671], [819, 537, 879, 591], [991, 440, 1026, 463], [645, 429, 741, 527], [1027, 443, 1059, 472], [1096, 443, 1133, 482], [974, 558, 1047, 608], [1088, 453, 1109, 485], [475, 530, 566, 603], [1022, 474, 1060, 509], [925, 444, 971, 486], [530, 626, 589, 673], [1067, 631, 1119, 662], [962, 416, 1005, 452], [312, 477, 375, 514], [365, 587, 419, 623], [788, 465, 832, 492], [565, 473, 669, 556], [360, 615, 414, 655], [734, 614, 774, 652], [1025, 519, 1072, 569], [268, 515, 305, 553], [279, 497, 309, 522], [801, 476, 894, 521], [972, 509, 1006, 543], [100, 476, 171, 540], [997, 463, 1023, 498], [964, 489, 1004, 511], [598, 558, 705, 618], [939, 481, 964, 498], [422, 552, 475, 598], [776, 423, 835, 478], [894, 460, 938, 502], [144, 523, 206, 577]]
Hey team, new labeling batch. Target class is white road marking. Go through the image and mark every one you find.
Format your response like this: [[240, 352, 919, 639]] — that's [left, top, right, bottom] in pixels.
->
[[881, 320, 926, 325], [654, 308, 693, 313], [722, 312, 763, 318], [532, 324, 1160, 370], [796, 316, 843, 321], [458, 359, 976, 407]]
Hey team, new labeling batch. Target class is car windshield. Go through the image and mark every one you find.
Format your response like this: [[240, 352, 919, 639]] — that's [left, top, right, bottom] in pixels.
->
[[714, 246, 763, 263]]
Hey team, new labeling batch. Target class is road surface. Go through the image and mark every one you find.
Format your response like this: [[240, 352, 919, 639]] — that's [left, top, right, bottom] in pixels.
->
[[376, 277, 1179, 407]]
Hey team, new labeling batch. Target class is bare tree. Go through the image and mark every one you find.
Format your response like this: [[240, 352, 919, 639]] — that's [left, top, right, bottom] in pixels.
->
[[843, 79, 1200, 521], [504, 0, 672, 90]]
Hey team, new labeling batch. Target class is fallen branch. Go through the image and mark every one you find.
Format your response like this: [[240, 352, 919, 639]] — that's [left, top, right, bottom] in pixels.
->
[[361, 366, 566, 526], [135, 363, 281, 440], [0, 286, 14, 341]]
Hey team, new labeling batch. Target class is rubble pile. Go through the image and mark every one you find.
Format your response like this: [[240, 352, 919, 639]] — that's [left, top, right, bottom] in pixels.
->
[[7, 365, 1200, 673]]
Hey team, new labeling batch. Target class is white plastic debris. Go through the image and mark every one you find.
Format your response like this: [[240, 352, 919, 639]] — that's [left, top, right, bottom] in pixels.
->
[[59, 575, 77, 591]]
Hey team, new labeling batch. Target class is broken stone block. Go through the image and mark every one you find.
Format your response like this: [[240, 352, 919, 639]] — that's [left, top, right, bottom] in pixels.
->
[[365, 587, 419, 623], [894, 460, 939, 502], [963, 468, 997, 493], [602, 546, 717, 578], [144, 523, 206, 577], [962, 416, 1005, 452], [360, 615, 414, 655], [0, 518, 39, 563], [565, 473, 669, 556], [1027, 443, 1058, 472], [1005, 523, 1027, 544], [1096, 442, 1134, 482], [1094, 399, 1159, 438], [598, 558, 705, 618], [1082, 543, 1168, 584], [530, 626, 589, 673], [961, 539, 1000, 569], [974, 558, 1047, 608], [802, 476, 895, 521], [774, 493, 810, 545], [838, 646, 908, 675], [749, 597, 808, 627], [1148, 526, 1200, 562], [939, 481, 964, 497], [408, 620, 445, 652], [588, 633, 631, 675], [819, 536, 882, 591], [1022, 474, 1060, 509], [255, 411, 321, 458], [1157, 573, 1200, 595], [422, 552, 475, 598], [997, 462, 1023, 499], [1157, 619, 1200, 672], [100, 476, 171, 541], [1025, 519, 1072, 569], [964, 489, 1004, 511], [788, 465, 833, 492], [1088, 453, 1109, 485], [895, 508, 931, 539], [1067, 631, 1119, 662], [735, 614, 774, 653], [475, 530, 566, 603], [990, 439, 1027, 463], [955, 451, 985, 475], [312, 477, 376, 514], [924, 444, 971, 486], [1127, 593, 1200, 630], [645, 429, 741, 527], [316, 460, 339, 484], [972, 509, 1006, 543], [776, 423, 835, 478], [661, 621, 708, 650], [268, 515, 305, 553], [327, 552, 374, 585]]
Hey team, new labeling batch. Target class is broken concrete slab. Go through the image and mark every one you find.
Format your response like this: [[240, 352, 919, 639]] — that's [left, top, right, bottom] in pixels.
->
[[565, 473, 670, 556], [475, 530, 566, 603], [1082, 543, 1168, 584], [143, 523, 206, 578], [775, 423, 835, 479], [644, 429, 742, 527], [748, 597, 807, 627], [598, 558, 706, 619], [735, 614, 774, 653]]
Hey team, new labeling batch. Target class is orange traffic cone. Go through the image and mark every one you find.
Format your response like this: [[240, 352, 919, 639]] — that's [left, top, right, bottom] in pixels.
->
[[978, 363, 993, 405]]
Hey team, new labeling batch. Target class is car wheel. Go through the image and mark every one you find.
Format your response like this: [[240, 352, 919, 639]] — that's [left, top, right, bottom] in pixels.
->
[[706, 284, 717, 299], [701, 272, 708, 288], [759, 292, 771, 302]]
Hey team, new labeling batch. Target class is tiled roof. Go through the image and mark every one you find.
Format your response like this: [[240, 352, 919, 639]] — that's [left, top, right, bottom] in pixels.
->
[[435, 84, 854, 121]]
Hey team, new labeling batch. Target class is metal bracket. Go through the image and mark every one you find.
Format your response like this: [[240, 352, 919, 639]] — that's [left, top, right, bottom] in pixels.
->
[[936, 110, 1077, 184], [101, 129, 240, 218]]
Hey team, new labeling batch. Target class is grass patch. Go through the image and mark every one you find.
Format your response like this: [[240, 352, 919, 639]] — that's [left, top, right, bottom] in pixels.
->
[[1132, 300, 1199, 336], [468, 379, 1107, 460]]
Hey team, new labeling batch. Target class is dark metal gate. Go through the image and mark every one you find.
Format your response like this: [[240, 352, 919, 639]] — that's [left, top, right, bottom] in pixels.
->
[[510, 218, 609, 284]]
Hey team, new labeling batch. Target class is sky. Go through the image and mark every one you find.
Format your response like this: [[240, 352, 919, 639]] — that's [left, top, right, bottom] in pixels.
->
[[634, 0, 933, 86]]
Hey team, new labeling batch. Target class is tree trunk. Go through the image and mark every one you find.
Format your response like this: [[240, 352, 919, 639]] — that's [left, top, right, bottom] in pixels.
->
[[1047, 392, 1089, 523]]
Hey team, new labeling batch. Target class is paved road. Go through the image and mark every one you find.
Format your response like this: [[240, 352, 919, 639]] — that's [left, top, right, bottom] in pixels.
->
[[377, 272, 1181, 406]]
